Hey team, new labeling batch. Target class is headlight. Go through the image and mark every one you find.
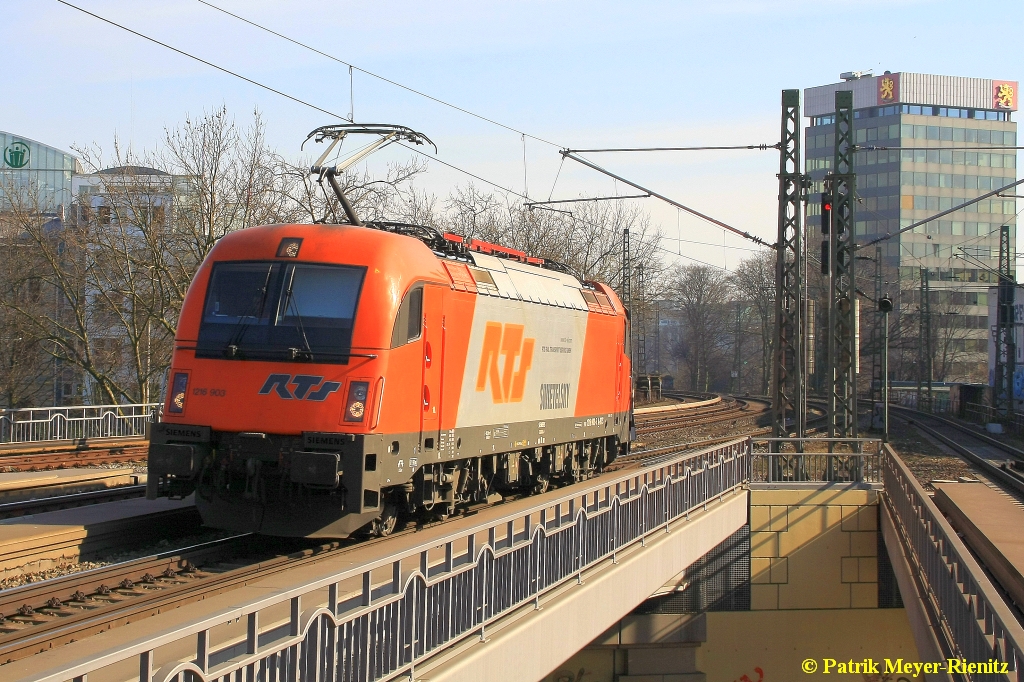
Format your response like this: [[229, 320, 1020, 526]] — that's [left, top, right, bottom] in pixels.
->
[[344, 381, 370, 423], [168, 372, 189, 414]]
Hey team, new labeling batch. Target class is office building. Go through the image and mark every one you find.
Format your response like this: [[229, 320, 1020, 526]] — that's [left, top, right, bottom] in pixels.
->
[[0, 132, 82, 212], [804, 72, 1018, 383]]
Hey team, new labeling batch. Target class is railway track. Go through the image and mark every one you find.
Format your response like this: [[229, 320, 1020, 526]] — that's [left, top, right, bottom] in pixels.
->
[[635, 397, 765, 434], [612, 395, 780, 470], [0, 394, 772, 664], [0, 438, 148, 472], [0, 399, 756, 664], [0, 531, 389, 665], [635, 395, 771, 433], [890, 406, 1024, 496], [888, 406, 1024, 629], [0, 479, 568, 668], [0, 485, 147, 520]]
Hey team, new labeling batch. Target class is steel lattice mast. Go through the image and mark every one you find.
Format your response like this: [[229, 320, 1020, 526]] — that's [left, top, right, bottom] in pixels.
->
[[917, 268, 934, 411], [995, 224, 1016, 416], [870, 246, 883, 416], [621, 228, 632, 369], [772, 89, 805, 440], [828, 90, 857, 439], [636, 264, 646, 376]]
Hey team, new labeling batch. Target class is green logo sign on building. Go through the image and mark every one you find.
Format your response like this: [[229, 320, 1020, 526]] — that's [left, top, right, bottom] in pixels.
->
[[4, 141, 30, 169]]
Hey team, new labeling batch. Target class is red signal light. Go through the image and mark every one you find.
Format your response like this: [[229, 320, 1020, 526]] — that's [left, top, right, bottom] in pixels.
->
[[820, 194, 833, 235]]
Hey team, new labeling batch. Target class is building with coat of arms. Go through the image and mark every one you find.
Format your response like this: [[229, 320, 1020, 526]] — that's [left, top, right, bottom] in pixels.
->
[[803, 71, 1018, 385]]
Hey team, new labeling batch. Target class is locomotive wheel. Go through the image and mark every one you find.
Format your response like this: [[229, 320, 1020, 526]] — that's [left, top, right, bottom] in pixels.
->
[[372, 501, 399, 537], [531, 473, 550, 495]]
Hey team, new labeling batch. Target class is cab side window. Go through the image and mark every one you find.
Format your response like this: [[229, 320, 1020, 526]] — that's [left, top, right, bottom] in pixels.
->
[[391, 287, 423, 347]]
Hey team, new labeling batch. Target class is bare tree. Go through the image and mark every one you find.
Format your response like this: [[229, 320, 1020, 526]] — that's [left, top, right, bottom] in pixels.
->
[[731, 250, 775, 394], [437, 188, 664, 295], [670, 264, 732, 391], [0, 217, 56, 408], [281, 157, 429, 226], [0, 108, 309, 405], [928, 289, 979, 383]]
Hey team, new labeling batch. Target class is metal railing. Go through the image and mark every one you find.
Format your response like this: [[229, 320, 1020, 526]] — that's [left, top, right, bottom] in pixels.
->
[[896, 393, 951, 414], [0, 403, 158, 445], [34, 434, 1019, 682], [882, 443, 1024, 680], [751, 438, 882, 484], [38, 438, 750, 682], [963, 401, 1024, 437], [964, 401, 994, 425]]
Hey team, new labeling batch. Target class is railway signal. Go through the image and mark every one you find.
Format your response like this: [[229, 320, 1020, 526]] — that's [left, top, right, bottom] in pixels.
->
[[819, 183, 832, 275], [878, 294, 892, 441]]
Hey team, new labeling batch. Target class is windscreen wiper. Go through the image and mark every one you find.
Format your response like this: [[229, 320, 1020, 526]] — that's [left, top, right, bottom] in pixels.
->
[[224, 266, 275, 358], [282, 274, 314, 360]]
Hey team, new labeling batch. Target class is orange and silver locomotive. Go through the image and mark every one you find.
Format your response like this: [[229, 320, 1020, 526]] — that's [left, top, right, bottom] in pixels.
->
[[147, 126, 633, 537]]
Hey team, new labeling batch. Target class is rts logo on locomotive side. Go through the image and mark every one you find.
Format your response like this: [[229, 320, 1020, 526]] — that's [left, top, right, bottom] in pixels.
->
[[258, 374, 342, 401], [476, 322, 535, 404]]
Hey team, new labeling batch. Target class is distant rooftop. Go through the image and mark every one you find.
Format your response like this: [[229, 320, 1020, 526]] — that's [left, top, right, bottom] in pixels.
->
[[94, 166, 170, 176], [804, 72, 1018, 118]]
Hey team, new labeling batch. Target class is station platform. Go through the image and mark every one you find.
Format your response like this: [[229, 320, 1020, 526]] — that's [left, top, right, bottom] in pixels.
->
[[0, 495, 199, 579], [0, 468, 142, 504], [932, 482, 1024, 612]]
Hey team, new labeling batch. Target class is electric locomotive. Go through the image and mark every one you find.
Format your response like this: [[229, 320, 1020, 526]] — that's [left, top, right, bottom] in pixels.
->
[[146, 125, 633, 538]]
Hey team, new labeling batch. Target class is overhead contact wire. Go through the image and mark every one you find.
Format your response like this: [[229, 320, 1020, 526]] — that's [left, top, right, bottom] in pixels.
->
[[561, 151, 774, 249], [196, 0, 775, 252], [195, 0, 563, 149], [57, 0, 765, 266], [565, 144, 781, 153], [56, 1, 348, 121]]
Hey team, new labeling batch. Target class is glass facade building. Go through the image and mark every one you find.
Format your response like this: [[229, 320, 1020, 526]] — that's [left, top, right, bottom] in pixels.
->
[[0, 131, 81, 212], [804, 72, 1018, 381]]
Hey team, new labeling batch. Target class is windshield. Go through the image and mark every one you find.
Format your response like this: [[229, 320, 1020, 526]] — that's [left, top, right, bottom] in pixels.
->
[[196, 261, 366, 363]]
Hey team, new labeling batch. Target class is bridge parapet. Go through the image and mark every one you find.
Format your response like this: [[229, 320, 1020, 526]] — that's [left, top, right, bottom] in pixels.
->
[[881, 443, 1024, 679], [14, 439, 750, 682], [18, 436, 1016, 682]]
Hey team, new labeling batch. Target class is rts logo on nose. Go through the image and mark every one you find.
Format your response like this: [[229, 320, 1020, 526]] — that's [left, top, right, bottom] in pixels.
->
[[258, 374, 341, 401]]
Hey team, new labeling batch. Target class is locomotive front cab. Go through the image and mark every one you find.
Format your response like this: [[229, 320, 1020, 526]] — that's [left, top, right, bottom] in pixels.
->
[[147, 224, 447, 537]]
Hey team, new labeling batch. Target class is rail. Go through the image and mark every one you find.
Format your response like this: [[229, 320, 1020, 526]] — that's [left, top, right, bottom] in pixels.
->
[[30, 438, 750, 682], [882, 443, 1024, 679], [0, 403, 158, 445]]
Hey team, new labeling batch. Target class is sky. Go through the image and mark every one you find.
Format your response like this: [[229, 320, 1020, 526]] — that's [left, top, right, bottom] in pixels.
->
[[4, 0, 1022, 272]]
